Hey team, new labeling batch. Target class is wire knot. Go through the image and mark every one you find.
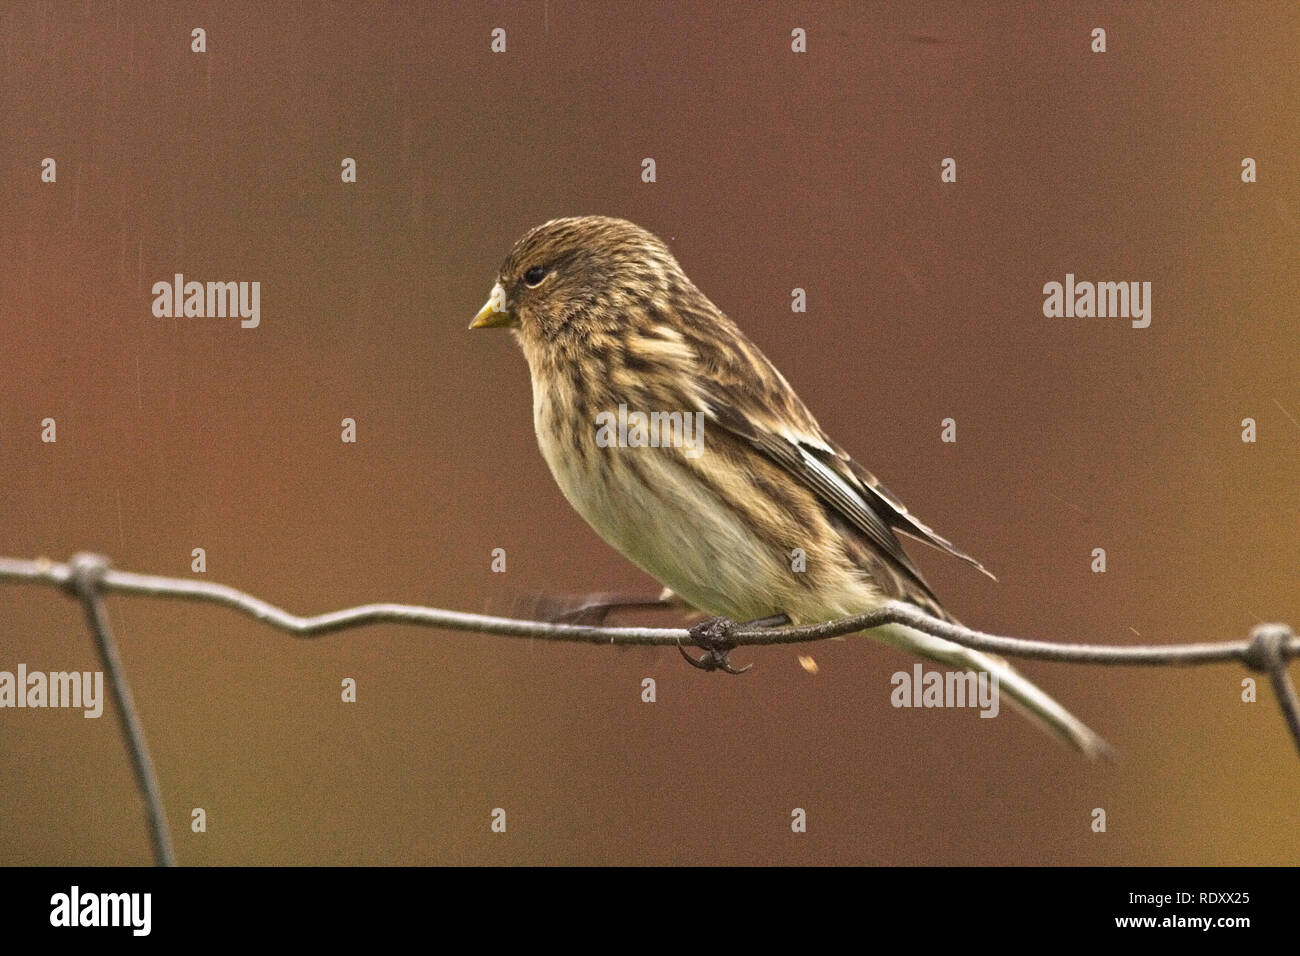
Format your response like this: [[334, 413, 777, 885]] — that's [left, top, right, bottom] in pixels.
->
[[1242, 623, 1292, 672], [66, 552, 111, 598]]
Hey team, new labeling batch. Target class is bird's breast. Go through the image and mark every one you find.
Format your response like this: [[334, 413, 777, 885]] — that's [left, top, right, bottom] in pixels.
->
[[527, 370, 865, 622]]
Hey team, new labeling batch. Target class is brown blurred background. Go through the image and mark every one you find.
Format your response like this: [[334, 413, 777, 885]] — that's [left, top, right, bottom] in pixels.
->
[[1, 1, 1297, 865]]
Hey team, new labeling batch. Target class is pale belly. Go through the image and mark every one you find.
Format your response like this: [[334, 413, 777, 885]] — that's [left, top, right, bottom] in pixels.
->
[[532, 394, 876, 624]]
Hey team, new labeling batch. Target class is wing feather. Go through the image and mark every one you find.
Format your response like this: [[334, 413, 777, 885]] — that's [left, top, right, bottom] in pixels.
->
[[703, 394, 995, 589]]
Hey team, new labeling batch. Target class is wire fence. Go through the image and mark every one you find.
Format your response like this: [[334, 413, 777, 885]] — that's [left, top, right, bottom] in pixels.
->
[[2, 551, 1296, 867]]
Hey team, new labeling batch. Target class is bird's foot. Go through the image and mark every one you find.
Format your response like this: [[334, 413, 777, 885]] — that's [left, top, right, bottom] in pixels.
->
[[678, 614, 788, 674], [680, 617, 747, 673]]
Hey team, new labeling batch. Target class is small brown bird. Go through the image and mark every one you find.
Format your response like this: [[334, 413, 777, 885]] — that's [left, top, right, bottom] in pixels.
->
[[471, 216, 1109, 758]]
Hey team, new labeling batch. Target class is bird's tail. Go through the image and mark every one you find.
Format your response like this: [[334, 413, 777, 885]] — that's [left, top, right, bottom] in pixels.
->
[[871, 620, 1115, 761]]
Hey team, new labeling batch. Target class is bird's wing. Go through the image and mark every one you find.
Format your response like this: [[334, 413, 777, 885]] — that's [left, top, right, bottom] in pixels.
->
[[701, 379, 995, 584], [827, 435, 996, 581]]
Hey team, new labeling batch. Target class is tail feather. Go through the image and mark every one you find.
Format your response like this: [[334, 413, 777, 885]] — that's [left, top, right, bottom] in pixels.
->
[[872, 621, 1115, 761]]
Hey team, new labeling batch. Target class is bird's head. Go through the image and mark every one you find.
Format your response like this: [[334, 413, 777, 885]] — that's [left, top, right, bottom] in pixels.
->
[[469, 216, 690, 348]]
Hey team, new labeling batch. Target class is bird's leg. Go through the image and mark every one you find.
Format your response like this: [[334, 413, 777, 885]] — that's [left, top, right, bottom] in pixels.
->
[[746, 615, 793, 629], [679, 613, 790, 675], [545, 587, 684, 626]]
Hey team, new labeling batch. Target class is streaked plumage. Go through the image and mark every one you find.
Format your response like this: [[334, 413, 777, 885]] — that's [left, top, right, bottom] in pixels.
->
[[471, 216, 1110, 759]]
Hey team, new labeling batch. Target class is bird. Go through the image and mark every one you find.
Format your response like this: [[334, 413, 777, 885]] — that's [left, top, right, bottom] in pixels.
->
[[469, 215, 1111, 759]]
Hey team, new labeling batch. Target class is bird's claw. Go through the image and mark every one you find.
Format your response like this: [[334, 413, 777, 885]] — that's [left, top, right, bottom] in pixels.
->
[[678, 616, 752, 674]]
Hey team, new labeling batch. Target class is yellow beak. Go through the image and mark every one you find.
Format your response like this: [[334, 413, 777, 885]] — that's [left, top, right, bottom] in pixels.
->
[[469, 283, 514, 329]]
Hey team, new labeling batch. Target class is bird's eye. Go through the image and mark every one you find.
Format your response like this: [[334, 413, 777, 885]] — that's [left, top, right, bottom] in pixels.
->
[[523, 265, 549, 287]]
